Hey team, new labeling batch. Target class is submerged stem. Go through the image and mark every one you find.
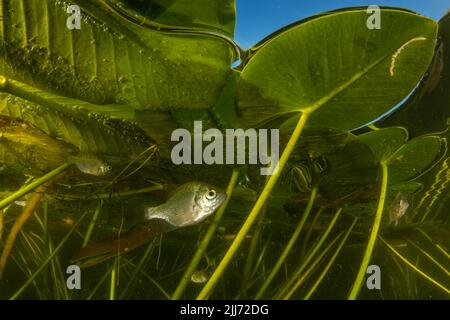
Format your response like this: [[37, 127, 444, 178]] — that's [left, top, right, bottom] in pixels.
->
[[0, 209, 4, 242], [407, 240, 450, 277], [196, 111, 311, 300], [109, 259, 118, 300], [280, 207, 342, 299], [10, 210, 89, 300], [172, 169, 240, 300], [82, 200, 103, 248], [55, 184, 165, 201], [416, 228, 450, 260], [119, 242, 155, 299], [304, 219, 357, 299], [348, 161, 388, 300], [240, 203, 266, 298], [380, 236, 450, 296], [0, 163, 72, 210], [255, 186, 318, 299], [0, 184, 48, 278], [285, 231, 343, 299]]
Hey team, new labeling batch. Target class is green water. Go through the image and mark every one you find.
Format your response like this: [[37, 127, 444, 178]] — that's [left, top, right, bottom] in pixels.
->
[[0, 1, 449, 300]]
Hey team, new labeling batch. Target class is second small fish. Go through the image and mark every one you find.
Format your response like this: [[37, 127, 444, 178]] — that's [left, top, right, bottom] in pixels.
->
[[389, 192, 409, 226]]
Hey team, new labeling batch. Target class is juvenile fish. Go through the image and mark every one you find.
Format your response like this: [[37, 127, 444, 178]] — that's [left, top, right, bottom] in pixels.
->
[[190, 270, 209, 284], [68, 153, 112, 176], [72, 182, 226, 267], [145, 182, 226, 231], [389, 192, 409, 226]]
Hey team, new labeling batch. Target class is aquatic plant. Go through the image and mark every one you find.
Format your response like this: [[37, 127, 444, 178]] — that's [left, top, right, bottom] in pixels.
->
[[0, 1, 449, 300]]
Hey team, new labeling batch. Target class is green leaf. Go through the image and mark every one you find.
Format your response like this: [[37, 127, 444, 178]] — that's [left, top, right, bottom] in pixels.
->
[[0, 0, 233, 110], [211, 70, 242, 129], [237, 8, 437, 131], [318, 135, 378, 200], [0, 78, 151, 157], [0, 115, 70, 174], [108, 0, 236, 36], [380, 12, 450, 136], [283, 124, 353, 159], [343, 181, 422, 219], [388, 136, 443, 184], [390, 181, 423, 195], [358, 127, 408, 161]]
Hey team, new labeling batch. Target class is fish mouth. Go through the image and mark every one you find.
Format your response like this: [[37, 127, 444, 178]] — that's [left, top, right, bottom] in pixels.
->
[[215, 191, 227, 208]]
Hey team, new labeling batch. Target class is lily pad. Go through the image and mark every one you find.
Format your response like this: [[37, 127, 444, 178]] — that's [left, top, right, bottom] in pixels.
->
[[343, 181, 422, 219], [358, 127, 408, 161], [317, 135, 378, 201], [237, 8, 437, 131], [0, 0, 233, 110], [387, 135, 443, 184], [380, 12, 450, 136], [106, 0, 236, 36]]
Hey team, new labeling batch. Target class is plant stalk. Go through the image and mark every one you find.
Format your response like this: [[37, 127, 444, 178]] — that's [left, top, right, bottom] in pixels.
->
[[380, 236, 450, 296], [0, 163, 72, 210], [255, 186, 318, 299], [304, 219, 357, 299], [280, 207, 342, 299], [10, 210, 89, 300], [196, 111, 311, 299], [82, 200, 103, 248], [348, 161, 388, 300], [172, 168, 240, 299]]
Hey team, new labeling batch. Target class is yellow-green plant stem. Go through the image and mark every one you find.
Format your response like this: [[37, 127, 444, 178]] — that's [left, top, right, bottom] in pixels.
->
[[82, 200, 103, 248], [280, 207, 342, 299], [87, 265, 114, 300], [10, 210, 89, 300], [416, 228, 450, 260], [348, 161, 388, 300], [125, 259, 171, 299], [240, 204, 266, 298], [380, 236, 450, 296], [119, 242, 155, 299], [110, 259, 118, 300], [304, 219, 357, 300], [285, 231, 343, 299], [56, 184, 165, 201], [114, 145, 158, 181], [0, 163, 72, 210], [0, 184, 50, 278], [0, 208, 6, 241], [407, 240, 450, 277], [196, 111, 311, 300], [172, 169, 240, 300], [255, 186, 318, 299], [301, 207, 324, 259]]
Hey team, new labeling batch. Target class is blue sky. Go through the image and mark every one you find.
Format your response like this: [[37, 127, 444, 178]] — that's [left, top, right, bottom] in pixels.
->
[[235, 0, 450, 48]]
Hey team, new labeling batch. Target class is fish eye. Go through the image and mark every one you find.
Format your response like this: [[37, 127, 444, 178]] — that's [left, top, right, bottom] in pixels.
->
[[206, 189, 216, 200]]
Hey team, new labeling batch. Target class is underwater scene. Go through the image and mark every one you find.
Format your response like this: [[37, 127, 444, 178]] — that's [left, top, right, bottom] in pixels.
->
[[0, 0, 449, 301]]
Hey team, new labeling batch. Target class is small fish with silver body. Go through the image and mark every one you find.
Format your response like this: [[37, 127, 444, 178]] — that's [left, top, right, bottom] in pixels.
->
[[14, 200, 27, 207], [145, 182, 226, 231], [68, 153, 112, 176], [190, 269, 210, 284], [389, 192, 409, 226], [72, 182, 226, 267]]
